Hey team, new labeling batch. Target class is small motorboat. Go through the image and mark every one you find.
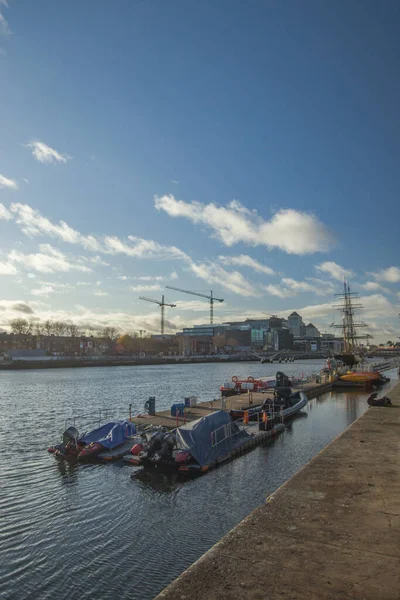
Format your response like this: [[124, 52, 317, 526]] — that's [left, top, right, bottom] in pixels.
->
[[48, 420, 138, 462], [220, 375, 278, 397], [124, 410, 284, 475], [230, 387, 308, 423]]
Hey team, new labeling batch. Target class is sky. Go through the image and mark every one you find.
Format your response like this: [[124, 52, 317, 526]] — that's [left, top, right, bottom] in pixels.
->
[[0, 0, 399, 342]]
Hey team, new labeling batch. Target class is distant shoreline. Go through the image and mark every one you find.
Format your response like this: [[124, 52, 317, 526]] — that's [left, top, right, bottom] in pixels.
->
[[0, 354, 329, 371]]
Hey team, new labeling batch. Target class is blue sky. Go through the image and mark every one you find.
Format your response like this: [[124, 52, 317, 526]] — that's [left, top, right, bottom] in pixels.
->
[[0, 0, 399, 341]]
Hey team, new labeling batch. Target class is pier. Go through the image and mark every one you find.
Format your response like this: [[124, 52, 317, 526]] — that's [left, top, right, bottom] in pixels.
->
[[155, 381, 400, 600], [132, 381, 332, 429]]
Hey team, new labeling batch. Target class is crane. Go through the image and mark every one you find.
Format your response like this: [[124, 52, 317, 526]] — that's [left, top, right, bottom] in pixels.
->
[[165, 286, 223, 325], [139, 295, 176, 336]]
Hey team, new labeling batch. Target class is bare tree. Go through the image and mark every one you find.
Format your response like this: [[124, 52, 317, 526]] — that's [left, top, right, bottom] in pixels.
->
[[53, 321, 67, 335], [66, 323, 80, 337], [99, 327, 120, 340], [34, 322, 44, 336], [10, 318, 30, 335], [43, 320, 54, 336]]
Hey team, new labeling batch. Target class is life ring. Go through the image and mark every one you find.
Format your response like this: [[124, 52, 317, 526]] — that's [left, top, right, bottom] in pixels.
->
[[232, 376, 238, 383], [247, 376, 255, 383]]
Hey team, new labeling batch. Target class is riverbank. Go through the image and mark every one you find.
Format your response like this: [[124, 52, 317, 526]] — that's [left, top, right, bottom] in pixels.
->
[[0, 354, 326, 370], [155, 381, 400, 600]]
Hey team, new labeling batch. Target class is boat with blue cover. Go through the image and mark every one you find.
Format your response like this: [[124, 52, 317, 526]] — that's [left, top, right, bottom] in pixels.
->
[[48, 416, 142, 462], [124, 409, 285, 475]]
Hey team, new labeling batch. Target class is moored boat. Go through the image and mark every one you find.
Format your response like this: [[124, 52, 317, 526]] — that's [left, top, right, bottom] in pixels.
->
[[48, 419, 139, 462], [230, 387, 308, 422], [124, 410, 285, 475], [220, 375, 277, 397], [335, 371, 390, 388]]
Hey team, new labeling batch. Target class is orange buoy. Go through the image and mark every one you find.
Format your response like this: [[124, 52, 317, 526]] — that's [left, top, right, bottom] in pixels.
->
[[244, 411, 249, 424]]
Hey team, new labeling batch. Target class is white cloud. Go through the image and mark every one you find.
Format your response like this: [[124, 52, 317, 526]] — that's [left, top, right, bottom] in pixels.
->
[[262, 277, 335, 298], [94, 290, 108, 297], [0, 260, 17, 275], [131, 284, 162, 293], [315, 261, 354, 281], [10, 203, 82, 243], [119, 271, 179, 282], [155, 194, 334, 255], [25, 140, 72, 164], [9, 244, 92, 274], [6, 202, 190, 263], [104, 235, 189, 261], [369, 266, 400, 283], [218, 254, 275, 275], [188, 262, 260, 297], [0, 174, 17, 190], [359, 281, 391, 294], [262, 284, 294, 299], [0, 203, 12, 220], [31, 281, 74, 297], [174, 300, 211, 312], [0, 4, 10, 36]]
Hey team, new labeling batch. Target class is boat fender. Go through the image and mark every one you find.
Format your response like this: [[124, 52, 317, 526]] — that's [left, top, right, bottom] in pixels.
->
[[130, 443, 144, 456], [175, 451, 190, 464]]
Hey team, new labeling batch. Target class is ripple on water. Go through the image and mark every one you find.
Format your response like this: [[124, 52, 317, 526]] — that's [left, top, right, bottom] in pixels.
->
[[0, 363, 397, 600]]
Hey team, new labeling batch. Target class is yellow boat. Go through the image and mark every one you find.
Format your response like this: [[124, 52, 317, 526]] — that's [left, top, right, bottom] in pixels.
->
[[339, 371, 381, 384]]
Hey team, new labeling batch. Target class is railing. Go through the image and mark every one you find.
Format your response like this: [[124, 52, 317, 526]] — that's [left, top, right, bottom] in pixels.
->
[[63, 407, 124, 431]]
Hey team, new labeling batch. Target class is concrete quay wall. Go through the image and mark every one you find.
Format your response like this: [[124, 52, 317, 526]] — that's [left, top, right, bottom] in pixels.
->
[[155, 382, 400, 600]]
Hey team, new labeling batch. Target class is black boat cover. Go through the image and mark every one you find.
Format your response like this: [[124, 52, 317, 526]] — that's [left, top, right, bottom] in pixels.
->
[[175, 410, 250, 467]]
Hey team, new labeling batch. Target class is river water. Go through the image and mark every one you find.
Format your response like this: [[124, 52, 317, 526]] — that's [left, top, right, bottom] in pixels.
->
[[0, 361, 397, 600]]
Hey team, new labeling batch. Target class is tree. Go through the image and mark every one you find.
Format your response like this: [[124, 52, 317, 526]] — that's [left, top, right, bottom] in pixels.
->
[[10, 318, 30, 335], [66, 323, 80, 337], [116, 334, 139, 353], [386, 340, 393, 346], [43, 320, 54, 336], [98, 327, 120, 341], [33, 322, 44, 336], [53, 321, 67, 335]]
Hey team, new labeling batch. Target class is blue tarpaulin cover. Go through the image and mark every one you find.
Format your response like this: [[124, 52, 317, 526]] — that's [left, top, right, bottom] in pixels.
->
[[79, 420, 136, 449], [175, 410, 249, 467]]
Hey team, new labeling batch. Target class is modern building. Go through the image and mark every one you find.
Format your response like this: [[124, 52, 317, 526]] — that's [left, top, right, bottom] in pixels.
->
[[287, 312, 305, 337], [304, 323, 321, 338]]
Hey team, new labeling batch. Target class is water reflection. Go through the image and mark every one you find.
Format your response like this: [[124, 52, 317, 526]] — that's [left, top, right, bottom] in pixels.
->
[[131, 468, 185, 495], [0, 364, 398, 600]]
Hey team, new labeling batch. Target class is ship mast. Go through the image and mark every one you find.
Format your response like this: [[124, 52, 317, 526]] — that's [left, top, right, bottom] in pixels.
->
[[331, 281, 369, 352]]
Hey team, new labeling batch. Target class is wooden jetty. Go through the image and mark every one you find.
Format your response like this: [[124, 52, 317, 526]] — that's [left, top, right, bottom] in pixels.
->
[[132, 381, 332, 430]]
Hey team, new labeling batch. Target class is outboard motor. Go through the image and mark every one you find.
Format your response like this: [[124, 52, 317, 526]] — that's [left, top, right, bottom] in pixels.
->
[[62, 426, 79, 446], [275, 387, 292, 401], [144, 430, 166, 459], [276, 371, 291, 388], [159, 433, 176, 460]]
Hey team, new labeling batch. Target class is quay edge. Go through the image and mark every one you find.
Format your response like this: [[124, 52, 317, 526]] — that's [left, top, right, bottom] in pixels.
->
[[154, 382, 400, 600]]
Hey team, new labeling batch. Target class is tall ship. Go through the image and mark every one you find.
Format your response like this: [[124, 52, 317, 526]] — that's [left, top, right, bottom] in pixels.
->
[[331, 281, 369, 367]]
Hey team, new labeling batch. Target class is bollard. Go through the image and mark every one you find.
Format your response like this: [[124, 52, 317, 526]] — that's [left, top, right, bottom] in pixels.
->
[[244, 410, 249, 424]]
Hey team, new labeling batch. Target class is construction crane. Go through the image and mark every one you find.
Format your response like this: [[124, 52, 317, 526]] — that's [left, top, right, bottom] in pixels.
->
[[165, 286, 223, 325], [139, 295, 176, 336]]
